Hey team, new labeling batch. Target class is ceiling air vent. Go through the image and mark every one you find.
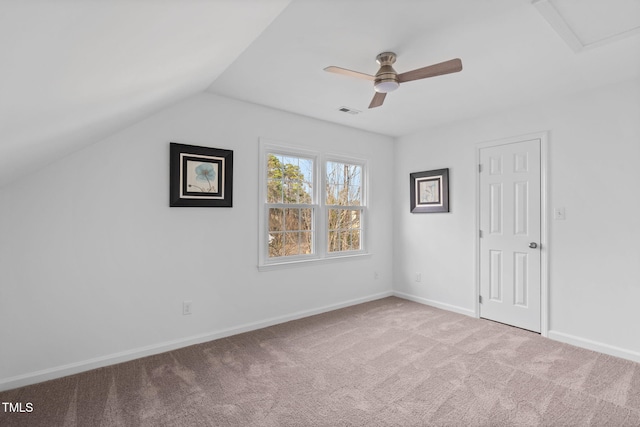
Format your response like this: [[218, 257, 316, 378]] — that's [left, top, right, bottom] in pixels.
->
[[338, 106, 361, 115]]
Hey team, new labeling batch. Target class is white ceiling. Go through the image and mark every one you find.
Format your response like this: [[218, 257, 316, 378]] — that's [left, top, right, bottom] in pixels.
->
[[208, 0, 640, 137], [0, 0, 291, 187], [1, 0, 639, 187], [535, 0, 640, 49]]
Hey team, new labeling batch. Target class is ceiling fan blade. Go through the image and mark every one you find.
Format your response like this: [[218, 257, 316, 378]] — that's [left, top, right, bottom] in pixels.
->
[[397, 58, 462, 83], [368, 92, 386, 109], [324, 66, 375, 81]]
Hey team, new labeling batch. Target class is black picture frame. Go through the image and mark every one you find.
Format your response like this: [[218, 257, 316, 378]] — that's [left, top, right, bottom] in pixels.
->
[[170, 142, 233, 207], [410, 168, 449, 213]]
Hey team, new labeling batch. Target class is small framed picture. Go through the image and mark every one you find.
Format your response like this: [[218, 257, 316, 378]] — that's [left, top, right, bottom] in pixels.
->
[[410, 168, 449, 213], [170, 143, 233, 207]]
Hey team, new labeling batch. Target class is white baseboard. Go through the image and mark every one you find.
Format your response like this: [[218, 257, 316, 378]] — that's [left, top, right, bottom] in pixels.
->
[[394, 292, 640, 364], [547, 330, 640, 363], [393, 291, 476, 317], [0, 291, 393, 392]]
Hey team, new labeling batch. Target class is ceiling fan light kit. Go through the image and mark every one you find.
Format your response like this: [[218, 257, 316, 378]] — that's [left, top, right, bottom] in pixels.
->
[[374, 81, 399, 93], [324, 51, 463, 108]]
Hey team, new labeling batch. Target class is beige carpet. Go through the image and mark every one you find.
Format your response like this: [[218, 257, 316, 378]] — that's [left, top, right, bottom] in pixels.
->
[[1, 297, 639, 426]]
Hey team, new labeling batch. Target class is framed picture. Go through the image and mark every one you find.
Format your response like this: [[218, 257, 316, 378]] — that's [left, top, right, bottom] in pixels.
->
[[410, 168, 449, 213], [170, 142, 233, 207]]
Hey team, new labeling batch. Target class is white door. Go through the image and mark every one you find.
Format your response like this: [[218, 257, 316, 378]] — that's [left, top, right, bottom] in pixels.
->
[[479, 138, 541, 332]]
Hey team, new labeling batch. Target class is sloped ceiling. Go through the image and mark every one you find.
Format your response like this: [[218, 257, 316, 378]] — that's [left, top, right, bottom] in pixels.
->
[[1, 0, 639, 188], [0, 0, 291, 187]]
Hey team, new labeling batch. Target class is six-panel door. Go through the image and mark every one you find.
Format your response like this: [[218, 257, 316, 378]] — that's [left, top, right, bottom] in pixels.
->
[[479, 138, 541, 332]]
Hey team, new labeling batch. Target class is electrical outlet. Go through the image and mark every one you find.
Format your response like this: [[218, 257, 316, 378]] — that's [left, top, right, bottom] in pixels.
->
[[374, 272, 379, 280], [183, 301, 192, 315], [415, 273, 422, 282]]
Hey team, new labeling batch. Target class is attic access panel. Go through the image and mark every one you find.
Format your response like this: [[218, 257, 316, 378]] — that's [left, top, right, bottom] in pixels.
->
[[533, 0, 640, 51]]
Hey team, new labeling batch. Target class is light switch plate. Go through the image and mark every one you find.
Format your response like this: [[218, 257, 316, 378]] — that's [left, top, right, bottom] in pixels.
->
[[554, 207, 566, 220]]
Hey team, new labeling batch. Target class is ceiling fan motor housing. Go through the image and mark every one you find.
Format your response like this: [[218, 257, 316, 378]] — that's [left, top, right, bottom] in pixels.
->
[[374, 52, 399, 93]]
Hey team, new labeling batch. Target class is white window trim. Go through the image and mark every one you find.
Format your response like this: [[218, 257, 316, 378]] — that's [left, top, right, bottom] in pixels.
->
[[258, 139, 369, 270]]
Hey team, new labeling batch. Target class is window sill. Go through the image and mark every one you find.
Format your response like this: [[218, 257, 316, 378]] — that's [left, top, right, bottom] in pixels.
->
[[258, 252, 371, 272]]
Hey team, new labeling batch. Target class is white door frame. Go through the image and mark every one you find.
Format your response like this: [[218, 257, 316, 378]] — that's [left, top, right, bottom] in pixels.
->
[[475, 131, 550, 337]]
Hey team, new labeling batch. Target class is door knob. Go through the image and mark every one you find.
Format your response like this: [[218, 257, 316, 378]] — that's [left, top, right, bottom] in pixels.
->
[[529, 242, 538, 249]]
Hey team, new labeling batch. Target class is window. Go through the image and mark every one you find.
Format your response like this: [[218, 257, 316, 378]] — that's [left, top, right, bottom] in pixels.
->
[[259, 140, 367, 268], [266, 153, 315, 258], [326, 161, 363, 253]]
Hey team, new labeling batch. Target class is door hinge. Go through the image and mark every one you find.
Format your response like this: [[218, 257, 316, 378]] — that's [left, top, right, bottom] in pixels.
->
[[479, 230, 483, 238], [478, 164, 482, 173], [479, 295, 483, 304]]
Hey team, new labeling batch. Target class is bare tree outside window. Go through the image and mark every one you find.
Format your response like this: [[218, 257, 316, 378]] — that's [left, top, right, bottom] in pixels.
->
[[326, 161, 363, 253], [260, 143, 367, 267]]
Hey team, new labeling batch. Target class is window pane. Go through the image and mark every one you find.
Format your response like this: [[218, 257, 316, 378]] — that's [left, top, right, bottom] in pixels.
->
[[299, 158, 313, 183], [267, 154, 284, 203], [326, 162, 361, 205], [267, 202, 314, 258], [300, 231, 312, 254], [326, 161, 337, 184], [348, 185, 361, 205], [269, 208, 284, 231], [328, 208, 339, 229], [283, 179, 295, 203], [284, 232, 300, 256], [267, 154, 283, 178], [301, 182, 312, 204], [350, 230, 361, 251], [282, 231, 313, 256], [351, 209, 361, 226], [345, 230, 354, 249], [267, 178, 283, 203], [328, 230, 339, 252], [268, 233, 283, 258], [284, 208, 300, 231], [328, 208, 362, 253], [328, 209, 360, 230], [300, 208, 313, 231], [268, 153, 313, 205], [337, 184, 347, 205]]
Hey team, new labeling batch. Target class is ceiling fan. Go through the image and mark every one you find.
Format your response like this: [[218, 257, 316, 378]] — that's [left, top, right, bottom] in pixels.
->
[[324, 52, 462, 109]]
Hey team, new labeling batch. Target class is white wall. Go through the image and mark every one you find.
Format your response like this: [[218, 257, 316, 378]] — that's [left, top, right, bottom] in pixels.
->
[[2, 78, 638, 391], [0, 93, 394, 389], [394, 78, 640, 360]]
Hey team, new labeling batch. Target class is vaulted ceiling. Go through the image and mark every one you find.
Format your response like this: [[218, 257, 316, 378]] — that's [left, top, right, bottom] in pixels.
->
[[1, 0, 639, 187], [0, 0, 291, 187]]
